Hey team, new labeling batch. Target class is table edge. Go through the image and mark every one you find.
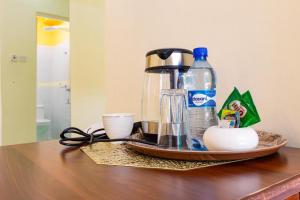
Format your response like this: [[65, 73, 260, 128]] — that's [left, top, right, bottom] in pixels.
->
[[241, 173, 300, 200]]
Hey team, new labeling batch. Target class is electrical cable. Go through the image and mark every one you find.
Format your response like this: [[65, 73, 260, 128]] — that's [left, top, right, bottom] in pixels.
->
[[59, 127, 157, 147]]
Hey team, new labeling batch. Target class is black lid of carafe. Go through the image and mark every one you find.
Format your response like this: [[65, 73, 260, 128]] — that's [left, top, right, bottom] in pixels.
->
[[145, 48, 193, 72]]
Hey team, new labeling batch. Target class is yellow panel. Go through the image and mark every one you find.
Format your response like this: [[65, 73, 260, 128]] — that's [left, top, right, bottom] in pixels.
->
[[36, 16, 69, 46], [43, 18, 63, 26]]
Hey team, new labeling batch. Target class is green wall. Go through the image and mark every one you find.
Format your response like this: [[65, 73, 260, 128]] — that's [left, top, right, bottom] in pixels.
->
[[0, 0, 69, 145]]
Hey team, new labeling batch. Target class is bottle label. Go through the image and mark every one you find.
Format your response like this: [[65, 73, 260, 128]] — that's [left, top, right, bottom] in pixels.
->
[[188, 90, 216, 108]]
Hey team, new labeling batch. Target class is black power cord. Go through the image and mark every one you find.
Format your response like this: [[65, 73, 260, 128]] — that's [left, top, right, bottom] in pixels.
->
[[59, 127, 157, 147]]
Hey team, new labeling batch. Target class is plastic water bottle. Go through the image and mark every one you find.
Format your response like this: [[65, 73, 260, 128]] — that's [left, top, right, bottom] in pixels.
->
[[184, 47, 218, 150]]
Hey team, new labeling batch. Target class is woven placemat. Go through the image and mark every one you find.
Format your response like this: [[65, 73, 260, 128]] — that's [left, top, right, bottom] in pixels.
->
[[81, 143, 240, 171]]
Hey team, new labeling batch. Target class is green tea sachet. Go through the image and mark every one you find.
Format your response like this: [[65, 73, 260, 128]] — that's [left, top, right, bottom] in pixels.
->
[[242, 91, 261, 122], [218, 87, 261, 127]]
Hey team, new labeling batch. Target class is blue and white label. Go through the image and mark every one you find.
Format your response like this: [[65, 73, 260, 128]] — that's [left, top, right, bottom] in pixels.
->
[[188, 90, 216, 107]]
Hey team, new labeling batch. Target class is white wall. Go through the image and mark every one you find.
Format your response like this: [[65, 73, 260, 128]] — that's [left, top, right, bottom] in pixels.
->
[[70, 0, 106, 129], [0, 0, 69, 145], [104, 0, 300, 147]]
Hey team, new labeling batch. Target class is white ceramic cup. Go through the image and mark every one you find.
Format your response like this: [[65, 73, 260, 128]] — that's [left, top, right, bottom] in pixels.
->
[[203, 126, 259, 151], [102, 113, 134, 140]]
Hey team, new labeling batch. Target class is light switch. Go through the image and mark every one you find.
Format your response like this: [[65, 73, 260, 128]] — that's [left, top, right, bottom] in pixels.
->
[[18, 56, 27, 63]]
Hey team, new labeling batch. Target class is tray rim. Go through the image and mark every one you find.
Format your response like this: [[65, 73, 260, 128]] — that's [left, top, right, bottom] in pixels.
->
[[126, 139, 287, 155], [125, 132, 288, 160]]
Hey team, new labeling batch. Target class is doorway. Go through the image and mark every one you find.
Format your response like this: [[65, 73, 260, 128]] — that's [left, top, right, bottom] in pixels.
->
[[36, 15, 70, 141]]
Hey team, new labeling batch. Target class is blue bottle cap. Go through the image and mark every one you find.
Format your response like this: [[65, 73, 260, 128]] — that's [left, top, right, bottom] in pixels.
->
[[193, 47, 208, 58]]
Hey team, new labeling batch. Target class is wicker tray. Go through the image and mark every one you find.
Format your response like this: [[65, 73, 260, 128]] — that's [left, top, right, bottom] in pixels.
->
[[126, 131, 287, 161]]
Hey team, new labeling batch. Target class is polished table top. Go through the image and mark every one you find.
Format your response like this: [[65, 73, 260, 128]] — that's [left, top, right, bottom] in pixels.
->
[[0, 141, 300, 200]]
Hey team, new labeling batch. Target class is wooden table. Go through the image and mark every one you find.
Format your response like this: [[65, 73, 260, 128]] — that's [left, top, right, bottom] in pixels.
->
[[0, 141, 300, 200]]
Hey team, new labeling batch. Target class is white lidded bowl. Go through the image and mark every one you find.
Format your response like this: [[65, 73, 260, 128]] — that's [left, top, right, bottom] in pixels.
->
[[102, 113, 134, 139], [203, 126, 259, 151]]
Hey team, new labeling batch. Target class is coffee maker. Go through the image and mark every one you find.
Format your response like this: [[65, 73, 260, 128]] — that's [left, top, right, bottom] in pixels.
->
[[141, 48, 193, 141]]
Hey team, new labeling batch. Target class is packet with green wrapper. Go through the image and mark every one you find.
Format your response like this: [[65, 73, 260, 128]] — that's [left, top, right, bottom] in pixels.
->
[[218, 87, 261, 127], [242, 91, 261, 122]]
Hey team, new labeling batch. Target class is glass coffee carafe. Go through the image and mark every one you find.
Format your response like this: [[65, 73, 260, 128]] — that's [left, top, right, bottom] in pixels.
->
[[141, 48, 193, 142]]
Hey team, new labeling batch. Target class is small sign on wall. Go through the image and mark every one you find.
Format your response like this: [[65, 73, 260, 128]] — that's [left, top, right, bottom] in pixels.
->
[[10, 54, 27, 63]]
